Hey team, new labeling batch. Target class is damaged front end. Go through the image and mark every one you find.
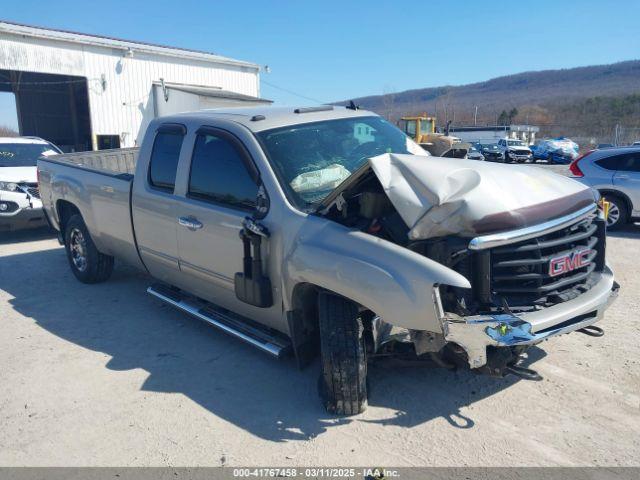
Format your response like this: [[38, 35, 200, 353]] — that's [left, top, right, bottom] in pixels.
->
[[319, 153, 619, 376]]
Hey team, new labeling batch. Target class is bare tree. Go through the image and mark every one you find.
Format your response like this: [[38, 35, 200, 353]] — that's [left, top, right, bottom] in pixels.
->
[[381, 85, 396, 121], [0, 125, 18, 137]]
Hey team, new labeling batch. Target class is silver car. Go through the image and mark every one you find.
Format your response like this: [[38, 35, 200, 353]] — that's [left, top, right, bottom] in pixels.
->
[[570, 147, 640, 229]]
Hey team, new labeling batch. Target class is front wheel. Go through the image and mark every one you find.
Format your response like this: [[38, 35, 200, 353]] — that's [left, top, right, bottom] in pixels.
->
[[603, 195, 628, 230], [64, 214, 114, 283], [318, 292, 368, 416]]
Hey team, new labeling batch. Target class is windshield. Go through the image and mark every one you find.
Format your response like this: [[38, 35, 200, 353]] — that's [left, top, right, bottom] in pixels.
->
[[258, 116, 427, 208], [0, 143, 60, 167], [419, 119, 434, 134], [480, 143, 498, 150], [507, 140, 526, 147]]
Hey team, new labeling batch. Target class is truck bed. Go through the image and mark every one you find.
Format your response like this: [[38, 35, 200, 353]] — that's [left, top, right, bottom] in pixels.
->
[[50, 147, 139, 177], [38, 147, 144, 270]]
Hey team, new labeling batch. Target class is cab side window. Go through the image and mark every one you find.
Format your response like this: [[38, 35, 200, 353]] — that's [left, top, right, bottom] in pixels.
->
[[188, 133, 258, 211], [149, 129, 185, 192]]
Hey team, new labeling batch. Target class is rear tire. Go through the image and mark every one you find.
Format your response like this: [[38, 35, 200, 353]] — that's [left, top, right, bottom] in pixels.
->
[[317, 292, 368, 416], [64, 214, 114, 283], [603, 195, 628, 231]]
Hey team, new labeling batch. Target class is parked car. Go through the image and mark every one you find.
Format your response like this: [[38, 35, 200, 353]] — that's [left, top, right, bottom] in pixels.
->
[[0, 137, 61, 231], [533, 138, 579, 164], [474, 140, 505, 162], [597, 143, 614, 149], [466, 145, 485, 161], [497, 138, 532, 163], [570, 146, 640, 229], [39, 106, 618, 415]]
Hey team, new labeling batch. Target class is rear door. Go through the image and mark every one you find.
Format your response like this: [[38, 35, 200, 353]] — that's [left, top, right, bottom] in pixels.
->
[[613, 152, 640, 215], [131, 124, 185, 283], [591, 152, 621, 185]]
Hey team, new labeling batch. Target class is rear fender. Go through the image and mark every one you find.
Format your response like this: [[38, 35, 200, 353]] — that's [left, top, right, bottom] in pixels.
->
[[47, 171, 105, 250]]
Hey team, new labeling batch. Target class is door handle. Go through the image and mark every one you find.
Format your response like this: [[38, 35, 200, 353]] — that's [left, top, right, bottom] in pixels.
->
[[178, 216, 203, 230], [617, 174, 630, 179]]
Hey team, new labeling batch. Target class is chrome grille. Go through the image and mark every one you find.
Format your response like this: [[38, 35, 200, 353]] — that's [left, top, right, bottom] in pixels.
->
[[489, 214, 605, 306], [18, 183, 40, 199]]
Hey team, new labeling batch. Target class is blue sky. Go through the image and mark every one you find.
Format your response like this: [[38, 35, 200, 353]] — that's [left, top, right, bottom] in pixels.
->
[[1, 0, 640, 130]]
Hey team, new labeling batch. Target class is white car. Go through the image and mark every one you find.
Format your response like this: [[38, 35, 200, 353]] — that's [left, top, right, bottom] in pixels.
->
[[497, 138, 533, 163], [0, 137, 61, 231]]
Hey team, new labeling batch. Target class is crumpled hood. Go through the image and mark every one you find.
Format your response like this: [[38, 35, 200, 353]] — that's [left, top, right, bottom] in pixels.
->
[[369, 153, 596, 240], [0, 166, 37, 183]]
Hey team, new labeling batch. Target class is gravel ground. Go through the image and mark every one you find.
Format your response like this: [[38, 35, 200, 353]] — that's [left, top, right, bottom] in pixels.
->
[[1, 219, 639, 467]]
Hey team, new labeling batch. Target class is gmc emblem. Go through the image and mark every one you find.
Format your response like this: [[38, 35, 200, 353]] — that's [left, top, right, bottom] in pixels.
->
[[549, 248, 593, 277]]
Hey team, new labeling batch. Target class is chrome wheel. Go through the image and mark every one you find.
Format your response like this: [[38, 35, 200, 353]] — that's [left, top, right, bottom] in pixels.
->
[[606, 202, 621, 227], [69, 227, 88, 272]]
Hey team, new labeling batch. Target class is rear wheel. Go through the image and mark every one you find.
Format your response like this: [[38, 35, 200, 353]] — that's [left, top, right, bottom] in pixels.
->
[[317, 292, 368, 416], [64, 214, 114, 283], [603, 195, 628, 230]]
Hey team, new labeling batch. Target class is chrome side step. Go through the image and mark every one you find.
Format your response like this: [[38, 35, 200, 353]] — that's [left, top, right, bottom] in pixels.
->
[[147, 284, 291, 358]]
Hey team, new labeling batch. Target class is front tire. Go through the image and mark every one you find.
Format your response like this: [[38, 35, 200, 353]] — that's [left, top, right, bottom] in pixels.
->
[[318, 292, 368, 416], [603, 195, 628, 230], [64, 214, 114, 283]]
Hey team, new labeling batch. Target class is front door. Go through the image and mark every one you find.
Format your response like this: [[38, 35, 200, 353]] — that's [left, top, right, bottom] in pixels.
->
[[173, 128, 278, 325]]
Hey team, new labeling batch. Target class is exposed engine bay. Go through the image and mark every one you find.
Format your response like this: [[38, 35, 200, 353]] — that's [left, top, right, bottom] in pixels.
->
[[319, 154, 606, 319]]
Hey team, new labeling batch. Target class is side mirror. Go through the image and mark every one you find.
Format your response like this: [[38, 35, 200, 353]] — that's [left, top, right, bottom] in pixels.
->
[[234, 217, 273, 308]]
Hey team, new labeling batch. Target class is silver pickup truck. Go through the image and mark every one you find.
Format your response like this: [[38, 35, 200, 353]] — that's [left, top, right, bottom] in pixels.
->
[[38, 106, 619, 415]]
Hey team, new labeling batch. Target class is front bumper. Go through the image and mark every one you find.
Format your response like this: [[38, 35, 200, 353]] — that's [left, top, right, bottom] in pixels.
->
[[442, 266, 618, 368], [508, 153, 532, 162], [0, 197, 47, 231]]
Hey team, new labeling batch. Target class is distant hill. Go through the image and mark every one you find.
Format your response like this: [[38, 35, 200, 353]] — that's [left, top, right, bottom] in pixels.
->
[[335, 60, 640, 145]]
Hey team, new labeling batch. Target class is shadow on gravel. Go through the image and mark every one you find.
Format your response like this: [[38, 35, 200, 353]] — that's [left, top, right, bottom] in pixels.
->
[[0, 227, 55, 245], [365, 347, 545, 429], [606, 222, 640, 239], [0, 247, 541, 441]]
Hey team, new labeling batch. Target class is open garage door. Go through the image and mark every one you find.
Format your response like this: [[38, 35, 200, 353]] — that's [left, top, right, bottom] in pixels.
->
[[0, 70, 92, 152]]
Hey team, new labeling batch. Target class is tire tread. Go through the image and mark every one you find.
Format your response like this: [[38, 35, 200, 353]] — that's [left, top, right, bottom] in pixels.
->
[[318, 292, 367, 415]]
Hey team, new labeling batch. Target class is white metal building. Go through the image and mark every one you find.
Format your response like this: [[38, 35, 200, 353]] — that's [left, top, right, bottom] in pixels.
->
[[0, 21, 270, 151], [446, 124, 540, 144]]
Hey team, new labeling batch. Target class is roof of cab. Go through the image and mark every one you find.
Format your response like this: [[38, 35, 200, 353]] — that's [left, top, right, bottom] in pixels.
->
[[156, 106, 378, 133]]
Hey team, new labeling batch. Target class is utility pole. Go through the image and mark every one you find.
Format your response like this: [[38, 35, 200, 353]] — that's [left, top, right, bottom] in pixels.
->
[[474, 105, 478, 126]]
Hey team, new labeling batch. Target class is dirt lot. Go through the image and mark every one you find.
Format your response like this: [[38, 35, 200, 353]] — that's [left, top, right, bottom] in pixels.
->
[[1, 220, 639, 466]]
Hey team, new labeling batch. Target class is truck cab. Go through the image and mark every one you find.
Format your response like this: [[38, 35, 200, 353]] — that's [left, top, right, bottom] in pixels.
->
[[398, 115, 469, 157]]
